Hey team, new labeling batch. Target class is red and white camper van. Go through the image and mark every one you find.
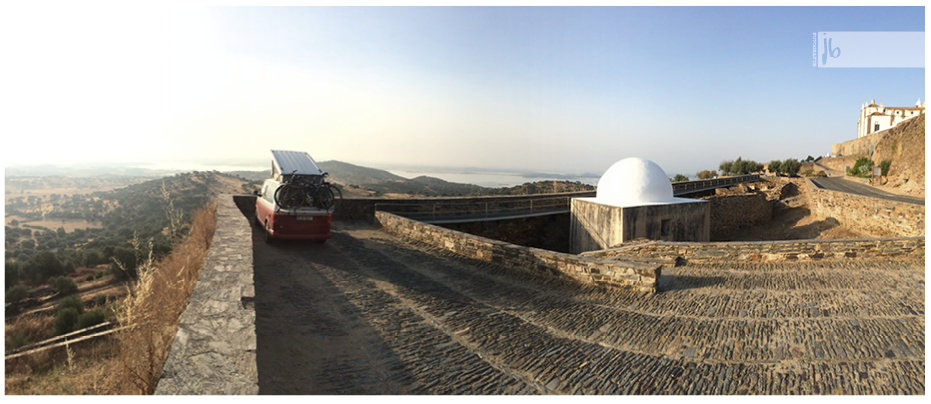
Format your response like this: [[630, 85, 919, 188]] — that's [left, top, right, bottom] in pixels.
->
[[254, 150, 334, 243]]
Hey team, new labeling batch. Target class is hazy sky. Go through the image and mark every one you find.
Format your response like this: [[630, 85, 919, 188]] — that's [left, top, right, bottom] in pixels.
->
[[2, 5, 925, 177]]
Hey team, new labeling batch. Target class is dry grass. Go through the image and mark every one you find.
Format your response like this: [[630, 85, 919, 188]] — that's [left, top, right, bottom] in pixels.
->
[[5, 314, 53, 352], [5, 339, 122, 395], [5, 198, 218, 395], [114, 199, 217, 394]]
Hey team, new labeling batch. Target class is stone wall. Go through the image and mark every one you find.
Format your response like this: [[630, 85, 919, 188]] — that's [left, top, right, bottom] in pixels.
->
[[805, 179, 924, 237], [583, 237, 924, 264], [155, 195, 258, 395], [570, 198, 709, 254], [334, 191, 596, 221], [831, 128, 888, 157], [439, 213, 571, 253], [702, 193, 773, 240], [375, 211, 662, 292]]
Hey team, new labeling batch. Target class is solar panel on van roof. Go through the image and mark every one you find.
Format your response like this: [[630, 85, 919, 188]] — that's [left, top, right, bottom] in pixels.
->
[[271, 150, 324, 176]]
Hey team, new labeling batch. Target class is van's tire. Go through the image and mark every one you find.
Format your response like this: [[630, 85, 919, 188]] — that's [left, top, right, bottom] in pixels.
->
[[263, 222, 274, 244]]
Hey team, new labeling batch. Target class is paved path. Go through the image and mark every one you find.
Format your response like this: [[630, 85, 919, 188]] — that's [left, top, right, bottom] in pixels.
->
[[252, 222, 925, 394], [810, 177, 924, 205]]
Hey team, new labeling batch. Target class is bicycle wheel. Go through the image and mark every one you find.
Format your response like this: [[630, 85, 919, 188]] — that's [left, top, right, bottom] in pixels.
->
[[328, 184, 342, 211], [314, 186, 335, 210], [275, 184, 304, 209]]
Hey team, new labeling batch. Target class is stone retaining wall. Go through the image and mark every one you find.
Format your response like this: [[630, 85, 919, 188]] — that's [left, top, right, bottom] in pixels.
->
[[375, 211, 662, 292], [155, 195, 258, 395], [805, 179, 924, 237], [335, 191, 596, 221], [702, 193, 773, 240], [439, 213, 571, 253], [831, 128, 887, 157], [583, 237, 924, 264]]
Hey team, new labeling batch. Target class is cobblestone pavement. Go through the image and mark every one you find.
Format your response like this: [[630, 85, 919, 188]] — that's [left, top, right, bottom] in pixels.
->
[[253, 222, 925, 394]]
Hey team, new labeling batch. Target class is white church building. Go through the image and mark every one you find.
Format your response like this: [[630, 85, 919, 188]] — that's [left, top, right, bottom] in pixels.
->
[[857, 99, 925, 138]]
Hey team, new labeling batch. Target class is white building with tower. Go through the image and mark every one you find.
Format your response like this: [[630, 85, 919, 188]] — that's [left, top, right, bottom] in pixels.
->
[[856, 99, 925, 138]]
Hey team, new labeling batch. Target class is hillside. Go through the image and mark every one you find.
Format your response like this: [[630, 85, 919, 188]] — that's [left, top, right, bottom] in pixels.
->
[[317, 161, 407, 185], [99, 171, 248, 228], [871, 114, 924, 196]]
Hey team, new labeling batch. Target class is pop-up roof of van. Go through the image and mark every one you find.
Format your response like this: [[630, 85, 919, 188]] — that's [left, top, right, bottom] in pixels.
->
[[271, 150, 324, 177]]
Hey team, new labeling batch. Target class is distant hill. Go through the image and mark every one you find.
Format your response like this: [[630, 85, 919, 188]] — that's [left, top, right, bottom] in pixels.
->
[[317, 160, 407, 185], [225, 170, 271, 182], [4, 164, 181, 178], [222, 160, 595, 197], [96, 171, 249, 229]]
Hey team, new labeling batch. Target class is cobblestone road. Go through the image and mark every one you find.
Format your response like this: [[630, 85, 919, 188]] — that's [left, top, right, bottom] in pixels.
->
[[253, 222, 924, 394]]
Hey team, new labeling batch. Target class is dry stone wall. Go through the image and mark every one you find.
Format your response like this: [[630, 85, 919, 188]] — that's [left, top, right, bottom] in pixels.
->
[[583, 237, 924, 264], [701, 193, 772, 240], [375, 211, 662, 292], [439, 213, 571, 253], [155, 195, 258, 395], [334, 191, 596, 221], [831, 128, 887, 157], [805, 179, 924, 237]]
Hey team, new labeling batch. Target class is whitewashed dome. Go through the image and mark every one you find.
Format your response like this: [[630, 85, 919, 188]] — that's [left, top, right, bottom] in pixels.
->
[[596, 157, 674, 206]]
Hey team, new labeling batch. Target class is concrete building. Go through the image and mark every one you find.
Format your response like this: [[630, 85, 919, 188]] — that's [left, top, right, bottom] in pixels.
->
[[856, 99, 925, 139], [570, 158, 709, 254]]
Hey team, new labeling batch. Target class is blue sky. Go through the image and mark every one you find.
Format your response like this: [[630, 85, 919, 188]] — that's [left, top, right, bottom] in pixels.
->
[[2, 5, 925, 177]]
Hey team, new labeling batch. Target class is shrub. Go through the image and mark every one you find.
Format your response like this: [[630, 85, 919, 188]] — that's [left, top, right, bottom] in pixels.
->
[[671, 174, 689, 182], [846, 157, 874, 177], [93, 294, 109, 307], [49, 275, 78, 296], [76, 309, 108, 330], [780, 158, 802, 175], [56, 295, 84, 314], [879, 160, 892, 176], [86, 275, 95, 281], [53, 307, 80, 335], [7, 328, 29, 350], [6, 284, 31, 304]]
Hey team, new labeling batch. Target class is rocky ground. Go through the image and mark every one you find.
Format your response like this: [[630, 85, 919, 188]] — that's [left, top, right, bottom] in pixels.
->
[[713, 178, 868, 241]]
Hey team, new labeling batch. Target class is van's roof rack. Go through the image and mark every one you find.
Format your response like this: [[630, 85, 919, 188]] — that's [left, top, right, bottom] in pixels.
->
[[270, 150, 324, 178]]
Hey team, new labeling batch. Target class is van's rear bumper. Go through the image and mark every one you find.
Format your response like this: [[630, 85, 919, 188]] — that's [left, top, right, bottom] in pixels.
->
[[267, 230, 331, 240]]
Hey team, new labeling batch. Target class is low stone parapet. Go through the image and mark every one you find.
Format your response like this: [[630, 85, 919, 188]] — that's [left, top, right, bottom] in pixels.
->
[[335, 191, 596, 221], [583, 237, 924, 264], [376, 211, 661, 292], [155, 195, 258, 395], [805, 178, 924, 237]]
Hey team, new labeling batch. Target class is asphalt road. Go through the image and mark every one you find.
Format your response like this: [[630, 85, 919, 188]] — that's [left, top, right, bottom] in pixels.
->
[[250, 221, 925, 395], [809, 177, 924, 205]]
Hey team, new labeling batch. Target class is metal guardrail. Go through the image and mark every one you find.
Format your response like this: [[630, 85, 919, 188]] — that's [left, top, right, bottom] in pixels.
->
[[671, 174, 761, 194], [376, 175, 762, 222]]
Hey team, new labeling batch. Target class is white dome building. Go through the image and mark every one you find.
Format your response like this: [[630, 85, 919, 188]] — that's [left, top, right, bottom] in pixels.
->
[[569, 157, 709, 253], [595, 157, 689, 207]]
